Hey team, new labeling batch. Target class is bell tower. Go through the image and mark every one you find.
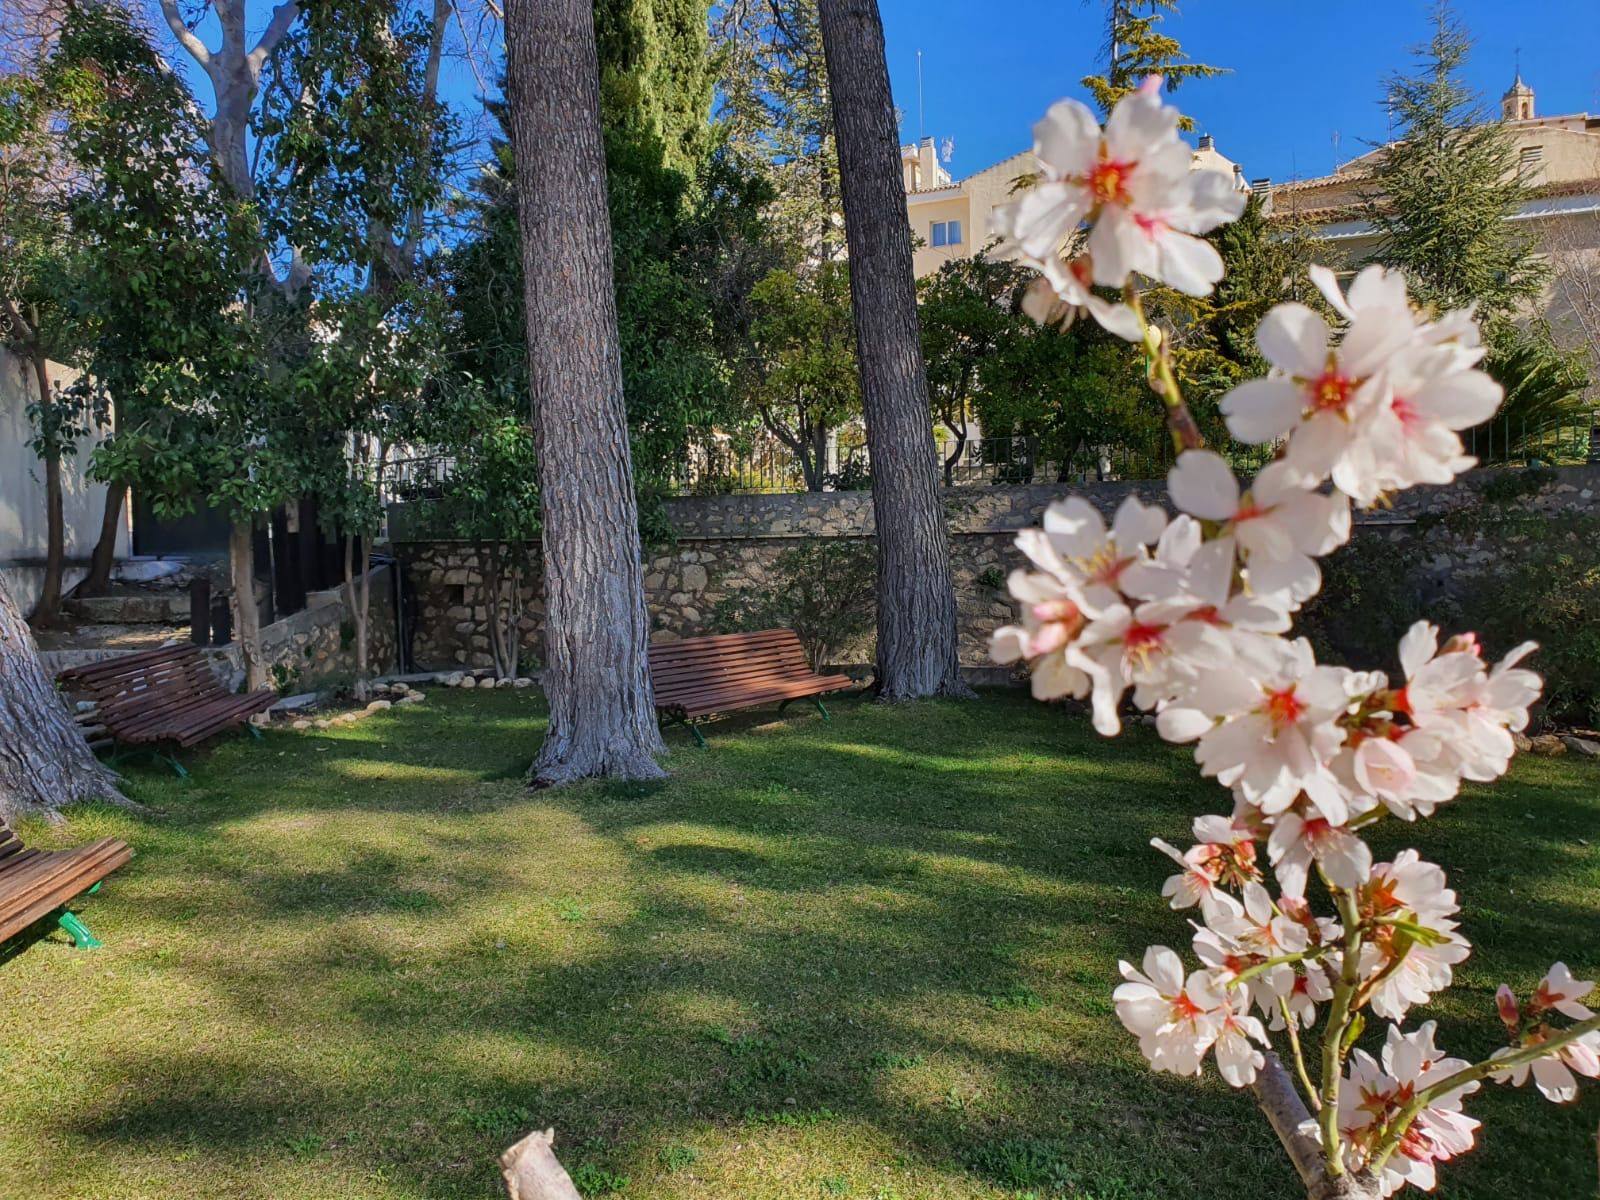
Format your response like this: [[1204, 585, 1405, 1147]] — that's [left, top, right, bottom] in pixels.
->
[[1501, 60, 1534, 121]]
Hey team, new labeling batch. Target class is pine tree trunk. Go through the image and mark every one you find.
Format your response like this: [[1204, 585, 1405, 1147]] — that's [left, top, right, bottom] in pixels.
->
[[0, 572, 127, 819], [30, 350, 66, 628], [816, 0, 972, 702], [228, 519, 268, 693], [83, 481, 126, 596], [504, 0, 665, 785]]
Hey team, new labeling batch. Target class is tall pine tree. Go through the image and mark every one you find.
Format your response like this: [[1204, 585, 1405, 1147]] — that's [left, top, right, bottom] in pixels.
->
[[1080, 1, 1223, 130], [1362, 3, 1545, 327]]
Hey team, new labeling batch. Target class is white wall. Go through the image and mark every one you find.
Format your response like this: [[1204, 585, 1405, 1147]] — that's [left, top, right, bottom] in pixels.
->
[[0, 347, 130, 613]]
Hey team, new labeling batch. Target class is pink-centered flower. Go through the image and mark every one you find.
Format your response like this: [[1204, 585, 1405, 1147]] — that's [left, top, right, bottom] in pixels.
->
[[1492, 963, 1600, 1103], [1221, 266, 1422, 503], [991, 80, 1245, 300], [1113, 945, 1225, 1076], [1167, 451, 1350, 602], [1340, 1022, 1480, 1196], [1157, 638, 1352, 821], [1267, 808, 1372, 898], [1360, 852, 1471, 1022]]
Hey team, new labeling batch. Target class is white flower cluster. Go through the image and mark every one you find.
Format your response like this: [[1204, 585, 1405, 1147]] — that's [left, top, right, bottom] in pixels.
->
[[991, 87, 1598, 1197], [991, 76, 1246, 341]]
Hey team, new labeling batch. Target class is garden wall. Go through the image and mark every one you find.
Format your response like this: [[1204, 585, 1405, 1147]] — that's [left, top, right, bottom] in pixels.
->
[[209, 565, 398, 692], [391, 465, 1600, 675]]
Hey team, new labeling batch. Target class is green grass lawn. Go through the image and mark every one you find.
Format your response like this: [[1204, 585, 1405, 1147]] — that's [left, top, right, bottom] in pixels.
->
[[2, 689, 1597, 1199]]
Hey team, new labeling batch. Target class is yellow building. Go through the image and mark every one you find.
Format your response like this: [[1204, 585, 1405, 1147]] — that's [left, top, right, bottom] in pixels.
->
[[1267, 74, 1600, 380], [902, 132, 1246, 279]]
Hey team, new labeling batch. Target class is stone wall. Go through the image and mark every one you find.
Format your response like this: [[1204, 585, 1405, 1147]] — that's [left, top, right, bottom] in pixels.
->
[[391, 464, 1600, 674], [210, 565, 398, 692]]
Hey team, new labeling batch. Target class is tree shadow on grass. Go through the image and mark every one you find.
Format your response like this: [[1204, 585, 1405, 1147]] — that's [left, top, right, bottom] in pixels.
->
[[18, 689, 1600, 1199]]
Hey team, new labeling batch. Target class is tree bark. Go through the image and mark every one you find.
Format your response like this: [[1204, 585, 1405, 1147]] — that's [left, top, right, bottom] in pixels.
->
[[816, 0, 972, 702], [228, 518, 268, 692], [342, 534, 370, 702], [26, 348, 66, 628], [1251, 1054, 1383, 1200], [82, 481, 125, 595], [0, 572, 128, 819], [504, 0, 665, 785]]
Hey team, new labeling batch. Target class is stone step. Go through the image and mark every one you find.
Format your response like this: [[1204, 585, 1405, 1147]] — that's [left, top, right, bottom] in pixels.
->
[[67, 592, 194, 625]]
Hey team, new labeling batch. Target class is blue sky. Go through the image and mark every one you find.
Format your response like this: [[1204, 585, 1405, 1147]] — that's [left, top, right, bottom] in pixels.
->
[[878, 0, 1600, 186]]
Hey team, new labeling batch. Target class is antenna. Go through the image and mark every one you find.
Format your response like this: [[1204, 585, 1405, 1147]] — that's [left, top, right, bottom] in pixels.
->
[[1331, 129, 1341, 169], [917, 49, 924, 142]]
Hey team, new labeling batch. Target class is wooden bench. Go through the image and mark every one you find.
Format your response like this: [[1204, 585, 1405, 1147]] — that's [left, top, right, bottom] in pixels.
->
[[57, 644, 277, 775], [649, 629, 853, 747], [0, 816, 132, 952]]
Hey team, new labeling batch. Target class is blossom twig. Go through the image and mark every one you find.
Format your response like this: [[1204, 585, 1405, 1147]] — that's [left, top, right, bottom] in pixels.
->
[[1368, 1013, 1600, 1174]]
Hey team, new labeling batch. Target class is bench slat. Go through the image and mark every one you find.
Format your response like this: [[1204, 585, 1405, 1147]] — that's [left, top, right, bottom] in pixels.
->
[[0, 822, 132, 947], [648, 630, 849, 725], [58, 645, 273, 751]]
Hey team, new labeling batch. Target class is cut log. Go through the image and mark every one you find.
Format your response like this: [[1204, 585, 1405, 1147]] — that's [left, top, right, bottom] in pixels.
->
[[500, 1129, 583, 1200]]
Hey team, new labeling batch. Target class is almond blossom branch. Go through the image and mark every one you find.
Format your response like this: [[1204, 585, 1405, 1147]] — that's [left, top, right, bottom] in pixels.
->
[[1368, 1013, 1600, 1175], [1318, 888, 1365, 1175], [1278, 995, 1321, 1111]]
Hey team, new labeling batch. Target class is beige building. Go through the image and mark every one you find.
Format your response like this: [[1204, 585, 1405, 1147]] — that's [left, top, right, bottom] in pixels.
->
[[902, 132, 1246, 278], [1267, 74, 1600, 379]]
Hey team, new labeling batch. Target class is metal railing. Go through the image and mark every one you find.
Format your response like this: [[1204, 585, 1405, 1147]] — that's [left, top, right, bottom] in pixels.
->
[[379, 411, 1599, 504], [1462, 410, 1600, 467]]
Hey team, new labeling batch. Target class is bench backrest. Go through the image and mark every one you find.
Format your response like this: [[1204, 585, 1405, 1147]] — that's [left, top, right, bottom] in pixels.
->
[[57, 645, 226, 729], [0, 816, 26, 871], [649, 629, 814, 708]]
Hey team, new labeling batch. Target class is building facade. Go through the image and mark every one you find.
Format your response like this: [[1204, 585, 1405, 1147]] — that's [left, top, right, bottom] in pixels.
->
[[1266, 75, 1600, 382]]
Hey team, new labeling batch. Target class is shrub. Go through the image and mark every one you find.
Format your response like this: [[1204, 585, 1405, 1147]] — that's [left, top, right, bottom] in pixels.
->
[[1301, 512, 1600, 729], [1463, 515, 1600, 730], [710, 538, 875, 669]]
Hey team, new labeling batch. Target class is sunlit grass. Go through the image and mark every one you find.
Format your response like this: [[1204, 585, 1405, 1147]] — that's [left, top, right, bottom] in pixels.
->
[[1, 689, 1596, 1199]]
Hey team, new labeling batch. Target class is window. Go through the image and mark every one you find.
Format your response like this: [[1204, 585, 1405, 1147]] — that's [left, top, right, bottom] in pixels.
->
[[931, 219, 962, 248]]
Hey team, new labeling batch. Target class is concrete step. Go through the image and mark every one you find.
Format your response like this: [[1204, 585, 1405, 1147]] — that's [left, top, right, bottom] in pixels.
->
[[67, 592, 193, 625]]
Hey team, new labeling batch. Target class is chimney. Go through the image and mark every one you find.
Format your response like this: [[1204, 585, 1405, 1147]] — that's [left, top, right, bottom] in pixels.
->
[[919, 136, 938, 189], [1198, 134, 1215, 151]]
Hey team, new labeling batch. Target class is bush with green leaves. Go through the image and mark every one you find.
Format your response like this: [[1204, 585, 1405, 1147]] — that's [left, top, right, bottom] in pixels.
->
[[710, 538, 875, 669]]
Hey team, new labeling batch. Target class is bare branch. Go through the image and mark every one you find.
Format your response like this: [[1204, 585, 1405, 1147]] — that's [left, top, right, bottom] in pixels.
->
[[157, 0, 215, 73], [247, 2, 303, 75]]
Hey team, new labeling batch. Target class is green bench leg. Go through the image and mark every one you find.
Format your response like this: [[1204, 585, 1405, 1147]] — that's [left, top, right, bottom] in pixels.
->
[[687, 721, 708, 749], [57, 909, 102, 950], [246, 722, 264, 741], [107, 746, 189, 779], [814, 698, 831, 721]]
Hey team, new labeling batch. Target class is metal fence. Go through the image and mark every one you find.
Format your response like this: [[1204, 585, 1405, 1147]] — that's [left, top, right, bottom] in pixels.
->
[[379, 411, 1600, 503]]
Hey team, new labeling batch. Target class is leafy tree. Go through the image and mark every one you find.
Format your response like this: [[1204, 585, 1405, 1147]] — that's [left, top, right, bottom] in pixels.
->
[[1081, 1, 1224, 131], [0, 54, 91, 626], [713, 0, 838, 263], [918, 256, 1031, 483], [450, 0, 756, 507], [1362, 3, 1545, 328], [742, 262, 858, 490]]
